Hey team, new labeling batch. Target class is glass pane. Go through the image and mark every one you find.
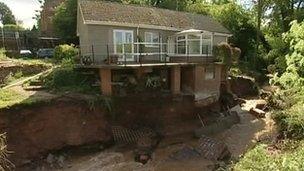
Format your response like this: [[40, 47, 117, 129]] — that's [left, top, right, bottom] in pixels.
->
[[146, 33, 152, 42], [125, 32, 133, 43], [188, 34, 200, 39], [116, 44, 123, 53], [177, 36, 185, 40], [202, 40, 212, 54], [177, 41, 186, 54], [188, 40, 200, 54], [152, 34, 159, 43], [124, 43, 132, 53], [202, 34, 211, 39], [115, 32, 123, 44]]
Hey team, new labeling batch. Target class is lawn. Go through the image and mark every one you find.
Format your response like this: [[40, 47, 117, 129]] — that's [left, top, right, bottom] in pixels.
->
[[0, 89, 29, 109]]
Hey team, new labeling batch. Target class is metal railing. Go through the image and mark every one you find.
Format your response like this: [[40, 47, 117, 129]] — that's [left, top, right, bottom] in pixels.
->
[[78, 42, 214, 66]]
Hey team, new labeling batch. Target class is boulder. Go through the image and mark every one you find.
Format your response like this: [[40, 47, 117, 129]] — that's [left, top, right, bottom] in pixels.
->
[[229, 76, 259, 98], [254, 99, 267, 110]]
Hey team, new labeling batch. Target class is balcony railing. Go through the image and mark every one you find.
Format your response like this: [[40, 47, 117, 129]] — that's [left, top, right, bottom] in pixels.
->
[[78, 42, 214, 66]]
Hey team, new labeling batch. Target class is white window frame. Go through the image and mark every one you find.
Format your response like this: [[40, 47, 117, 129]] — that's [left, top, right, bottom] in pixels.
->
[[172, 32, 213, 56], [144, 32, 159, 48]]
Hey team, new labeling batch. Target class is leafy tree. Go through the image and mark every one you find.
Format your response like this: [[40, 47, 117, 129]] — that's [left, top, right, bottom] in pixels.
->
[[53, 0, 78, 43], [188, 2, 258, 61], [271, 21, 304, 89], [0, 2, 16, 25]]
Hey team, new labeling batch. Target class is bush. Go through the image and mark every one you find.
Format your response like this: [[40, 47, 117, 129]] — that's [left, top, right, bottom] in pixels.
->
[[54, 44, 78, 62], [272, 98, 304, 139], [44, 66, 97, 93]]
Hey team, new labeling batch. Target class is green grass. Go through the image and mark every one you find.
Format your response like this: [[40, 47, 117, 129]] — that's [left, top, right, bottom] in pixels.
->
[[0, 89, 36, 109], [233, 141, 304, 171]]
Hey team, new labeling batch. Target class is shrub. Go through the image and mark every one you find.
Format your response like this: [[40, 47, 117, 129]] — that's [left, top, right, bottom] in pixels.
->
[[54, 44, 78, 62], [44, 66, 97, 93], [0, 48, 8, 61], [273, 99, 304, 139], [214, 43, 241, 68]]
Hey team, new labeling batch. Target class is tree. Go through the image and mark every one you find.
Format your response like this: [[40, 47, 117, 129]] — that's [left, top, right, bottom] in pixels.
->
[[271, 20, 304, 89], [0, 2, 16, 25], [53, 0, 78, 43], [188, 2, 258, 61]]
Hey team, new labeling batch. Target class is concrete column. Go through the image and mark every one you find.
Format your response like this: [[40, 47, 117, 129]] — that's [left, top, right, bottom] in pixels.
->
[[99, 68, 112, 96], [170, 66, 181, 94]]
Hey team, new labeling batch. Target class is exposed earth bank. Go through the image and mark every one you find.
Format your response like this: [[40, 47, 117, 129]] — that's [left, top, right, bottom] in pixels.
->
[[0, 96, 112, 166]]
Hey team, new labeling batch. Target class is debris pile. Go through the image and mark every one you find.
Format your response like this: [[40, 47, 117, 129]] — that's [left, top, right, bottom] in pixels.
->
[[194, 111, 240, 137], [249, 99, 267, 118]]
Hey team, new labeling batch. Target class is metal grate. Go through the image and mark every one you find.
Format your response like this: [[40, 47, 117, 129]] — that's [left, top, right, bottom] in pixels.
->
[[112, 126, 156, 144]]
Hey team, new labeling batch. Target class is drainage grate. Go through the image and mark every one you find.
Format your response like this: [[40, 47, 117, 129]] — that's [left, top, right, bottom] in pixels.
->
[[112, 126, 156, 144]]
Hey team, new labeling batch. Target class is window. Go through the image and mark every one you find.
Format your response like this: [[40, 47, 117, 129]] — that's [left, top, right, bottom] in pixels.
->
[[145, 32, 159, 47], [205, 66, 215, 80], [113, 30, 134, 61], [201, 34, 212, 55], [176, 35, 186, 54], [188, 34, 200, 54]]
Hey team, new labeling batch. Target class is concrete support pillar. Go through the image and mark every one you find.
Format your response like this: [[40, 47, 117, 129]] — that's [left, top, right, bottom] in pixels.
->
[[99, 68, 112, 96], [170, 66, 181, 95]]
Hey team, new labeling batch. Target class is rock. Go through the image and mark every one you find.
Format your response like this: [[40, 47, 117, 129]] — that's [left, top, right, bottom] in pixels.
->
[[46, 154, 55, 164], [229, 76, 259, 98], [250, 108, 266, 118], [57, 155, 65, 168], [254, 99, 267, 110]]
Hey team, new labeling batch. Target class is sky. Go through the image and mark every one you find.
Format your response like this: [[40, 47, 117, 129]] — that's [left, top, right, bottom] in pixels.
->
[[0, 0, 41, 29], [0, 0, 253, 29]]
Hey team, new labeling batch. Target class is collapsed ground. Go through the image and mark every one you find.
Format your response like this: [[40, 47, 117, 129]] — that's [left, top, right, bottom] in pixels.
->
[[0, 57, 277, 171]]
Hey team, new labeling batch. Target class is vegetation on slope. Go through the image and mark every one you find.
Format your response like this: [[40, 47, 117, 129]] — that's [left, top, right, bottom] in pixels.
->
[[234, 20, 304, 170]]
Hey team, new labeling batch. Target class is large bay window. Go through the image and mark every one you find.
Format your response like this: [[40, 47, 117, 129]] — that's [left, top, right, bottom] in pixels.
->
[[175, 32, 213, 56]]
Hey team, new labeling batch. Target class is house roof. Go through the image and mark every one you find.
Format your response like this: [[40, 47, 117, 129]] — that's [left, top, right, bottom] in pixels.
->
[[79, 1, 231, 34]]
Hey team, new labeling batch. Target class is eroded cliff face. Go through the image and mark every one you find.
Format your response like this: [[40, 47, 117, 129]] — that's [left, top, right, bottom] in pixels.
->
[[0, 97, 112, 166], [0, 93, 220, 167]]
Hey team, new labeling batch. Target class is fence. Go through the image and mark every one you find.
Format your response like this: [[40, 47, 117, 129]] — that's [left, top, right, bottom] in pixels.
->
[[78, 42, 214, 66]]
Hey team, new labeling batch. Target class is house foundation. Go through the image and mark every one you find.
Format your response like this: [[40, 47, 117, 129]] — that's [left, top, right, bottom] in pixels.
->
[[99, 68, 112, 96], [170, 66, 181, 95]]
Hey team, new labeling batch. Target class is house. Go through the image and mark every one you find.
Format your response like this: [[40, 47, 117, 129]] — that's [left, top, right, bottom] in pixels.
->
[[77, 1, 231, 105]]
